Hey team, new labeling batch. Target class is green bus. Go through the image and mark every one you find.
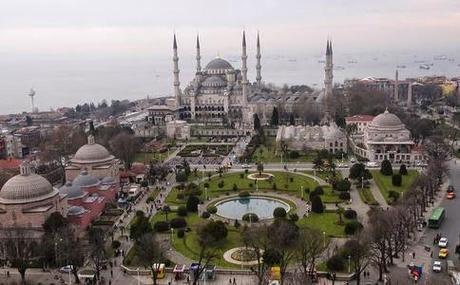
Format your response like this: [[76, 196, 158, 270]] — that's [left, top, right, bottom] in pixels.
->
[[428, 207, 445, 228]]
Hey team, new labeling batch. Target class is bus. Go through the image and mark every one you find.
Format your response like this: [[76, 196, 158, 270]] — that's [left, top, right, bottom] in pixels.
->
[[428, 207, 445, 228]]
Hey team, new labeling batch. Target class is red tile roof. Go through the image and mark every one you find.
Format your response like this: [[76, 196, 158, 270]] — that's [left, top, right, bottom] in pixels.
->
[[0, 158, 22, 169]]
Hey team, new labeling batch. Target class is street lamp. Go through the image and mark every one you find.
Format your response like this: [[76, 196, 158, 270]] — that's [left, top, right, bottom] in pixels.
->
[[205, 187, 208, 200], [301, 186, 304, 200], [323, 232, 326, 248], [348, 255, 351, 273], [137, 267, 140, 285]]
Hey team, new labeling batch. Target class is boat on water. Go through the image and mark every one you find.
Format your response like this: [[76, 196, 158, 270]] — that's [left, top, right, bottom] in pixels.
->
[[318, 60, 325, 63], [448, 58, 455, 62], [397, 65, 407, 68], [373, 57, 378, 61], [434, 55, 447, 60], [348, 60, 358, 64], [414, 60, 425, 63], [334, 66, 345, 71], [288, 59, 297, 62], [419, 64, 430, 70]]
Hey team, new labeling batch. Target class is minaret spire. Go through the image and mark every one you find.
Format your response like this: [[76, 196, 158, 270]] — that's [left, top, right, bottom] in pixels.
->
[[196, 34, 201, 73], [256, 31, 262, 86], [394, 69, 399, 102], [173, 33, 181, 108], [241, 30, 248, 105], [323, 39, 334, 123]]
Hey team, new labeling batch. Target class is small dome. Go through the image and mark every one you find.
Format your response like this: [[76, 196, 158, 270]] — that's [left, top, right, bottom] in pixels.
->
[[205, 58, 233, 71], [369, 109, 403, 129], [72, 135, 114, 164], [59, 181, 84, 199], [67, 205, 86, 216], [73, 170, 99, 188], [101, 177, 115, 184], [0, 163, 58, 204], [203, 75, 226, 87]]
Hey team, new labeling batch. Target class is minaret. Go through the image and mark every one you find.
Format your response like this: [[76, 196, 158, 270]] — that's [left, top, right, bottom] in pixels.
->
[[323, 40, 334, 122], [256, 32, 262, 86], [196, 34, 201, 73], [28, 89, 36, 113], [173, 33, 181, 107], [407, 82, 413, 108], [241, 30, 248, 105], [394, 69, 399, 102]]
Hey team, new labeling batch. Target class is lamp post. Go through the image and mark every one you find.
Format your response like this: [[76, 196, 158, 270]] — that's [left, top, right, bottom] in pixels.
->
[[348, 255, 351, 273], [323, 232, 326, 248], [301, 186, 304, 200], [137, 267, 140, 285], [361, 176, 364, 190], [205, 187, 208, 200]]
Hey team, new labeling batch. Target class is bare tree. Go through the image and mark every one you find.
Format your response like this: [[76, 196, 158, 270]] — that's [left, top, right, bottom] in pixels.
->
[[88, 227, 107, 281], [136, 233, 164, 285], [242, 225, 270, 285], [342, 231, 371, 285], [297, 227, 327, 284], [109, 132, 142, 169]]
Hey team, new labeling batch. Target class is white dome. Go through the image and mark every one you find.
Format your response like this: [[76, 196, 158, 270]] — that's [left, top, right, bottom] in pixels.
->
[[72, 135, 114, 164], [72, 170, 100, 188], [0, 163, 59, 204], [369, 109, 403, 129]]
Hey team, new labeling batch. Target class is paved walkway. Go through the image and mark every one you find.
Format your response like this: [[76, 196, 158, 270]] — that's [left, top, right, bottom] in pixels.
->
[[368, 179, 389, 208], [339, 169, 370, 225]]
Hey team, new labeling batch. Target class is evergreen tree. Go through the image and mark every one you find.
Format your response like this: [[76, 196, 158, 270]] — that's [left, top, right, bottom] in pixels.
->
[[253, 114, 261, 131], [380, 159, 393, 176], [270, 107, 279, 126]]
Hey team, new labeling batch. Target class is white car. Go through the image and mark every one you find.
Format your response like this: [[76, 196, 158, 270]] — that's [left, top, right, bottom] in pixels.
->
[[350, 158, 356, 163], [432, 261, 442, 272], [438, 237, 448, 248], [366, 161, 379, 168], [59, 265, 74, 273], [337, 163, 349, 168], [241, 164, 252, 169]]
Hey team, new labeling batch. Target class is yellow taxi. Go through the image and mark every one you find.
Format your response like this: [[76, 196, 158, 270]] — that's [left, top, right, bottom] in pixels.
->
[[439, 248, 449, 258]]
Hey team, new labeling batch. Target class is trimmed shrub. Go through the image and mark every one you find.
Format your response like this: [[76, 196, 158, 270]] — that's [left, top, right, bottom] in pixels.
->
[[313, 186, 324, 195], [177, 206, 188, 217], [272, 183, 277, 190], [170, 218, 187, 229], [203, 182, 210, 188], [177, 229, 185, 238], [336, 179, 351, 192], [200, 220, 228, 241], [249, 183, 253, 188], [289, 150, 300, 159], [392, 174, 402, 187], [242, 213, 259, 222], [339, 192, 351, 200], [186, 195, 200, 212], [111, 240, 121, 249], [273, 207, 287, 219], [201, 211, 210, 219], [218, 180, 224, 188], [344, 221, 363, 235], [311, 195, 324, 213], [399, 164, 408, 175], [153, 221, 170, 232], [234, 219, 240, 228], [176, 171, 187, 183], [388, 190, 400, 203], [326, 255, 345, 272], [289, 177, 294, 183], [207, 205, 217, 214], [239, 191, 250, 198], [240, 173, 245, 179], [232, 183, 239, 191], [380, 159, 393, 176], [344, 209, 357, 220]]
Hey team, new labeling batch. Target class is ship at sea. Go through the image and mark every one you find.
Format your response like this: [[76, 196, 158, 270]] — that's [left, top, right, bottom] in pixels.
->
[[434, 55, 447, 60], [419, 64, 430, 70], [397, 65, 407, 69]]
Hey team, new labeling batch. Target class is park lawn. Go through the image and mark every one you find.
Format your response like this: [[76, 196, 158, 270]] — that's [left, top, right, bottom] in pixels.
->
[[134, 152, 167, 163], [297, 211, 347, 238], [358, 187, 379, 206], [320, 186, 342, 204], [371, 170, 419, 203], [302, 170, 343, 183], [198, 171, 319, 199], [151, 212, 242, 268]]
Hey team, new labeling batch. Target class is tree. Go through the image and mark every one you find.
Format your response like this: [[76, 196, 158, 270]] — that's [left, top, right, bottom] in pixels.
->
[[336, 179, 351, 192], [136, 233, 164, 285], [109, 132, 142, 169], [311, 195, 324, 213], [199, 221, 228, 242], [380, 159, 393, 176], [0, 228, 39, 284], [289, 113, 295, 125], [186, 195, 200, 212], [130, 211, 153, 241], [192, 223, 219, 285], [270, 107, 279, 126], [253, 114, 261, 132], [88, 227, 107, 281], [336, 206, 345, 225], [349, 163, 372, 184], [392, 174, 402, 187], [242, 225, 270, 285], [43, 212, 68, 233], [297, 228, 328, 283], [313, 156, 324, 173], [399, 164, 408, 175], [257, 162, 264, 175], [342, 232, 371, 285], [162, 205, 171, 222]]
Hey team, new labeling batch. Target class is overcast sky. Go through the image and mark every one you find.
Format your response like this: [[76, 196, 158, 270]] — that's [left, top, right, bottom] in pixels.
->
[[1, 0, 460, 57]]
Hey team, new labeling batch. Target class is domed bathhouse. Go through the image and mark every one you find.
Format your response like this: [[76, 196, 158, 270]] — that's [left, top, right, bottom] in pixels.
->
[[65, 134, 120, 182], [347, 109, 424, 163], [0, 162, 67, 237]]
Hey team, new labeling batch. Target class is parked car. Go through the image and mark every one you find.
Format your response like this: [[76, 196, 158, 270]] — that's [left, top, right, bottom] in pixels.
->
[[366, 161, 379, 168], [59, 265, 74, 273], [433, 261, 442, 273], [447, 192, 456, 199], [439, 248, 449, 259], [439, 237, 448, 248]]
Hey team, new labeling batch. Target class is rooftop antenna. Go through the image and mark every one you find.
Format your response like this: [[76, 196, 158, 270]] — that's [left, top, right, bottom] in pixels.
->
[[28, 88, 36, 113]]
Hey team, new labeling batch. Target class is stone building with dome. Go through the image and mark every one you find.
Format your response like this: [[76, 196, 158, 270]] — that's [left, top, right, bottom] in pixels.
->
[[65, 135, 119, 182], [60, 170, 117, 231], [348, 109, 424, 163], [0, 162, 67, 236]]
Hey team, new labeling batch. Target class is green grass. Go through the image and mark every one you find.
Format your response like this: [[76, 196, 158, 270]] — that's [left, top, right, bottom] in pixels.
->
[[297, 212, 348, 238], [371, 170, 419, 203], [250, 137, 315, 163], [302, 170, 343, 182], [134, 152, 167, 163], [357, 187, 379, 205]]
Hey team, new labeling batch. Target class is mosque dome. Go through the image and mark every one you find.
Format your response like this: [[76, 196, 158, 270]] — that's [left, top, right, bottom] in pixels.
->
[[67, 205, 86, 216], [101, 176, 116, 184], [72, 170, 100, 188], [0, 162, 58, 204], [369, 109, 404, 129], [203, 75, 226, 87], [205, 58, 233, 71], [72, 135, 114, 164], [59, 181, 84, 199]]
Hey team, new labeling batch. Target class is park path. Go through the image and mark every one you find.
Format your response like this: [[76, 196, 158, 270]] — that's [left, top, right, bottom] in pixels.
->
[[339, 169, 370, 225], [368, 179, 389, 208]]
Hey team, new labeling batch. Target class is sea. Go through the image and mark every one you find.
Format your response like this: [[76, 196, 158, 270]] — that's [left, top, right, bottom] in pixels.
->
[[1, 50, 460, 115]]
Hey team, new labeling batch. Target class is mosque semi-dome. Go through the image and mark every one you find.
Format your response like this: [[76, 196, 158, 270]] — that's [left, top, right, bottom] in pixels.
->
[[59, 181, 84, 199], [203, 75, 227, 87], [205, 58, 234, 71], [72, 170, 100, 188], [369, 109, 404, 129], [0, 163, 59, 204], [72, 135, 114, 164]]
